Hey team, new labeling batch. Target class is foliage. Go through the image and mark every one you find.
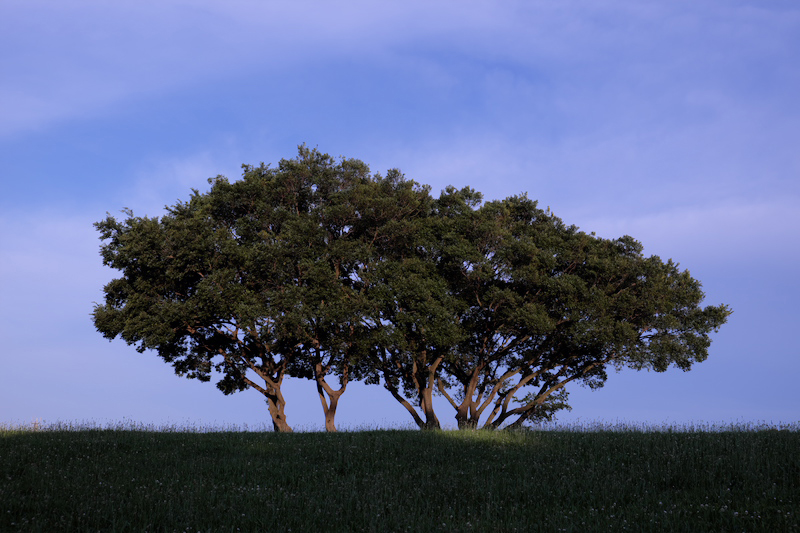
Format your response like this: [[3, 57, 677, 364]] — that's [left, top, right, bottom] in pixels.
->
[[94, 146, 730, 431], [432, 192, 731, 429], [96, 147, 385, 431]]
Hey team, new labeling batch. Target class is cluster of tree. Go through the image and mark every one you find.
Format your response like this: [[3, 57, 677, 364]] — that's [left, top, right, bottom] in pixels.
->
[[93, 146, 731, 432]]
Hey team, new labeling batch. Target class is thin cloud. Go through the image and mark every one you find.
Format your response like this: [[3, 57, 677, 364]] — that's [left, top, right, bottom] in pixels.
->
[[4, 1, 797, 138], [119, 151, 239, 217], [564, 199, 800, 267]]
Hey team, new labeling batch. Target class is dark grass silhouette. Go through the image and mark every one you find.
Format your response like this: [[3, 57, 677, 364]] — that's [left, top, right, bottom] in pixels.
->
[[1, 421, 798, 532]]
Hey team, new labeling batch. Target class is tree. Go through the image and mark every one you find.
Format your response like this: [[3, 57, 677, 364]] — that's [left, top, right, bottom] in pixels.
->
[[93, 146, 438, 432], [428, 193, 731, 429], [94, 146, 730, 431], [355, 185, 484, 430], [94, 147, 381, 432], [275, 157, 433, 431]]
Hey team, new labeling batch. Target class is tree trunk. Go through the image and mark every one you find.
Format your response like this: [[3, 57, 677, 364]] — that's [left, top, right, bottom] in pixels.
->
[[420, 386, 441, 430], [233, 363, 293, 433], [505, 415, 528, 431], [266, 393, 292, 433], [324, 399, 338, 432], [457, 414, 478, 430], [451, 362, 495, 430], [436, 376, 474, 429], [379, 352, 442, 430], [318, 385, 344, 433], [384, 383, 426, 429], [314, 362, 348, 432], [455, 402, 478, 429]]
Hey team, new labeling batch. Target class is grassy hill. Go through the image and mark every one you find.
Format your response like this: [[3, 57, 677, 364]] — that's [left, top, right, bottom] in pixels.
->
[[1, 423, 798, 532]]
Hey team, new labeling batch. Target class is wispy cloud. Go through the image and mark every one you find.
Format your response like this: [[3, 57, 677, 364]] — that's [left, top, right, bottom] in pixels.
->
[[0, 212, 108, 344], [4, 0, 798, 139], [566, 199, 800, 267], [117, 151, 238, 217]]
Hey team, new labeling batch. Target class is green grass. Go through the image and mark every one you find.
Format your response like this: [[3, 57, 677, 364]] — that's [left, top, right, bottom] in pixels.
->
[[1, 422, 798, 532]]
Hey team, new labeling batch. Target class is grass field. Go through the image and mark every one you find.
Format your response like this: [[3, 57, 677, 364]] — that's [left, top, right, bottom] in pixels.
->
[[1, 422, 798, 532]]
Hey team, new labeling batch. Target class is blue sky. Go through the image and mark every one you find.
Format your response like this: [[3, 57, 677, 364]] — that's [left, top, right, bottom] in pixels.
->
[[2, 0, 798, 430]]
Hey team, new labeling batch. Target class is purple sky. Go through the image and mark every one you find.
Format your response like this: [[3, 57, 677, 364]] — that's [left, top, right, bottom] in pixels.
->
[[1, 0, 798, 430]]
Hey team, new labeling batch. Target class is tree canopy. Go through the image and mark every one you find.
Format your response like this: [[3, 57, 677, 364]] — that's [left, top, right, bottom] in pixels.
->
[[93, 146, 731, 431]]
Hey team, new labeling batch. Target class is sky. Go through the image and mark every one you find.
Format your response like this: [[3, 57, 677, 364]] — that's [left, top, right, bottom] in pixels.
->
[[1, 0, 798, 430]]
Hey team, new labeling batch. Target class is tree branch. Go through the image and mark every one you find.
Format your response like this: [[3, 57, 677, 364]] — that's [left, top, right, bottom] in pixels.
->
[[383, 379, 424, 428], [436, 377, 459, 410]]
